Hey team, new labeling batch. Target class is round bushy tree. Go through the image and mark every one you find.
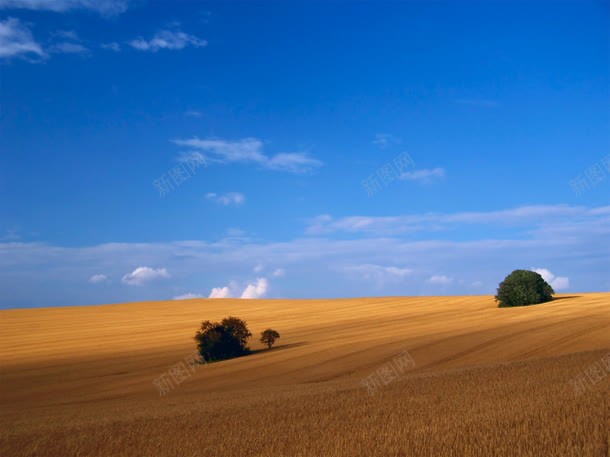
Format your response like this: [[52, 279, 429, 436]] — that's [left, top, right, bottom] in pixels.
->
[[495, 270, 555, 308]]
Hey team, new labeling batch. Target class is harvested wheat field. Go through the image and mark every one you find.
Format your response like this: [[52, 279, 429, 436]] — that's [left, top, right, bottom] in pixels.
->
[[1, 293, 609, 456]]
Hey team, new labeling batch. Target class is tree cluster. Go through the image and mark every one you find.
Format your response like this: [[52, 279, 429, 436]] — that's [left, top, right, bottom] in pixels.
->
[[194, 316, 280, 362]]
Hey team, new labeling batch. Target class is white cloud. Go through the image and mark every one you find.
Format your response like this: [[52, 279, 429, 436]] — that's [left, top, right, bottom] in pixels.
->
[[173, 293, 204, 300], [88, 274, 107, 284], [172, 137, 323, 173], [253, 263, 264, 273], [240, 278, 268, 299], [0, 0, 130, 15], [208, 286, 231, 298], [0, 17, 45, 60], [121, 266, 169, 286], [271, 268, 285, 277], [399, 168, 446, 183], [205, 192, 245, 206], [101, 42, 120, 52], [428, 275, 454, 285], [208, 277, 269, 299], [372, 133, 401, 148], [129, 29, 207, 52], [265, 152, 323, 173], [185, 110, 202, 118], [532, 268, 570, 291]]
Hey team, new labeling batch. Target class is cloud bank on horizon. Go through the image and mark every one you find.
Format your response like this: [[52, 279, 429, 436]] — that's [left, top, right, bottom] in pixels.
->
[[0, 1, 608, 308], [1, 204, 608, 308]]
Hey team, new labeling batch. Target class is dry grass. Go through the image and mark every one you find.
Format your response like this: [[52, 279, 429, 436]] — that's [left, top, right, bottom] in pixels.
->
[[1, 293, 609, 456]]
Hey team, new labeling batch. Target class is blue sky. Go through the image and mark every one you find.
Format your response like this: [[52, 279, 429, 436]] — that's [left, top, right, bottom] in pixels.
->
[[0, 0, 608, 309]]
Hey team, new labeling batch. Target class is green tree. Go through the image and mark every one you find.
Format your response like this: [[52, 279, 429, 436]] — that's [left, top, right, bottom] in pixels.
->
[[259, 329, 280, 349], [221, 316, 252, 347], [194, 316, 252, 362], [495, 270, 554, 308]]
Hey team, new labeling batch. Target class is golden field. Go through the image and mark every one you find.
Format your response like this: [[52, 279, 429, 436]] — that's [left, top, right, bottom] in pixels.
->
[[1, 293, 609, 456]]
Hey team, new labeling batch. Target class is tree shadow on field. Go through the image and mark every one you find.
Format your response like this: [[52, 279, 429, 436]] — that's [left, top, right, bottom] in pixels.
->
[[250, 341, 307, 355], [200, 342, 307, 365], [551, 295, 582, 301]]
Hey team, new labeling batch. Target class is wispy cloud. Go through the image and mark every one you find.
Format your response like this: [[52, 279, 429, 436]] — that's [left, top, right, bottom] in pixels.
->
[[427, 275, 453, 285], [48, 29, 90, 55], [265, 152, 323, 173], [53, 29, 78, 40], [342, 264, 412, 284], [172, 137, 323, 173], [129, 29, 207, 52], [88, 274, 107, 284], [1, 228, 21, 241], [0, 0, 130, 15], [0, 20, 95, 61], [252, 265, 285, 277], [372, 133, 401, 148], [176, 151, 207, 167], [184, 110, 202, 118], [306, 205, 609, 236], [173, 137, 266, 163], [100, 42, 120, 52], [0, 17, 45, 60], [121, 266, 170, 286], [173, 293, 204, 300], [205, 192, 245, 206], [50, 41, 89, 54], [399, 167, 446, 183], [224, 228, 248, 239], [271, 268, 285, 277]]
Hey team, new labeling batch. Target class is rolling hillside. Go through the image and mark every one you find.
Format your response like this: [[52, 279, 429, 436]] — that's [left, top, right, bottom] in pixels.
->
[[1, 293, 609, 456]]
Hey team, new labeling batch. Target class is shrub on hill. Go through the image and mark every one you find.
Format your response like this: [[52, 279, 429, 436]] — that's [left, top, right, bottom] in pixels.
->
[[495, 269, 554, 308], [194, 316, 252, 362], [259, 329, 280, 349]]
